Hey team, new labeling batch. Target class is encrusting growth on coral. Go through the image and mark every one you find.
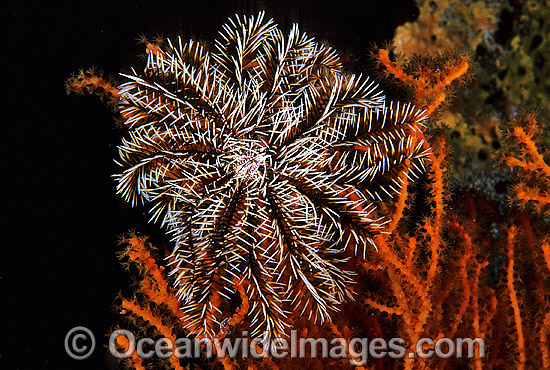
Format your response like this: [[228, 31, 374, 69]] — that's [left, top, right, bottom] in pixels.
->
[[67, 11, 550, 370], [391, 0, 505, 58]]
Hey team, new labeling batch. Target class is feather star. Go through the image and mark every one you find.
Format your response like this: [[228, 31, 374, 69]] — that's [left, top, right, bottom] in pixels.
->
[[113, 12, 429, 342]]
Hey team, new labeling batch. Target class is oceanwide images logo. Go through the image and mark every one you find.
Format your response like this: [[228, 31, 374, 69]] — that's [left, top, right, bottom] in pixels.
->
[[65, 326, 486, 365]]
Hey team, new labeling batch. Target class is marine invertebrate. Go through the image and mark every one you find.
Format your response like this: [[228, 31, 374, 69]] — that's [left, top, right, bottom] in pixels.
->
[[68, 12, 430, 343], [373, 47, 470, 116]]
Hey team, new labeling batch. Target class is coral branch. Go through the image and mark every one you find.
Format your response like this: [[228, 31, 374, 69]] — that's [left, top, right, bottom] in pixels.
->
[[115, 332, 146, 370], [121, 299, 186, 370], [120, 235, 184, 321], [504, 226, 526, 370], [502, 113, 550, 215], [66, 68, 120, 108], [374, 48, 470, 115]]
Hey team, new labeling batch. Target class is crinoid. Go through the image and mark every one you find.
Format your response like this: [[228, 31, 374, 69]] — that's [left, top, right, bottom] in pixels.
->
[[113, 12, 430, 342]]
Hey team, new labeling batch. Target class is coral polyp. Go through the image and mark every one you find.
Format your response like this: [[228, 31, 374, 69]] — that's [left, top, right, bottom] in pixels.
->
[[76, 12, 430, 342]]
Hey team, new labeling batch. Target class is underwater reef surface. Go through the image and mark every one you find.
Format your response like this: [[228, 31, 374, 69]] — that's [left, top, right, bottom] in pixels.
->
[[393, 0, 549, 180]]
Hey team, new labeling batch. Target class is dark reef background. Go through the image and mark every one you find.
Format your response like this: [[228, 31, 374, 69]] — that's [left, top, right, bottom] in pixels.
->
[[3, 1, 417, 369]]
